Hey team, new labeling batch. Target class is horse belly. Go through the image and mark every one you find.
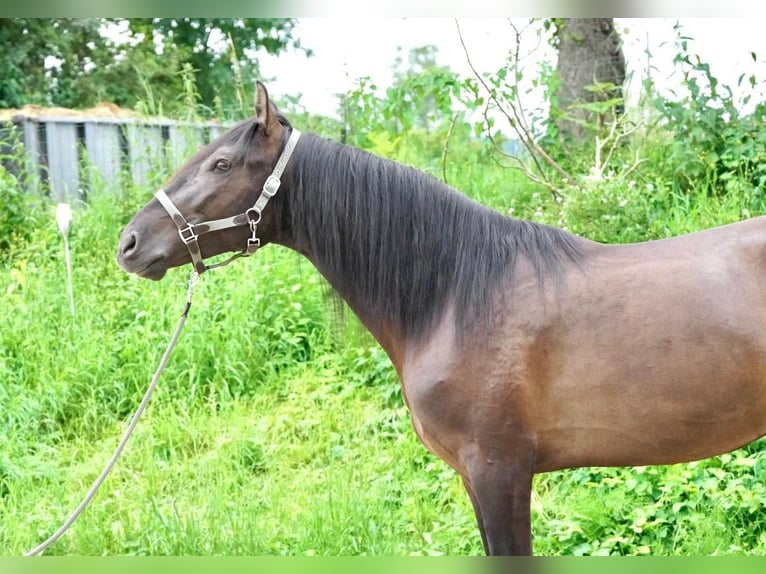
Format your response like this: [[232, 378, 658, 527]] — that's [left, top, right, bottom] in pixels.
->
[[535, 362, 766, 472], [533, 258, 766, 471]]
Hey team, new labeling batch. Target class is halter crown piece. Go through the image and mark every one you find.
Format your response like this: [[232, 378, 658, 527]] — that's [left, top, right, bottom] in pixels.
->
[[155, 128, 301, 275]]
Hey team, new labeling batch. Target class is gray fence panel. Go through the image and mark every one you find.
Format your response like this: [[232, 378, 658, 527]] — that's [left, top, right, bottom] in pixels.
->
[[126, 124, 165, 188], [20, 119, 42, 194], [84, 122, 122, 191], [45, 121, 80, 202], [2, 116, 230, 199], [168, 124, 205, 170], [209, 124, 227, 140]]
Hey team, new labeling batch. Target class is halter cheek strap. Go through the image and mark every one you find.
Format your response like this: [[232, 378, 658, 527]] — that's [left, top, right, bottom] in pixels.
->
[[155, 128, 301, 275]]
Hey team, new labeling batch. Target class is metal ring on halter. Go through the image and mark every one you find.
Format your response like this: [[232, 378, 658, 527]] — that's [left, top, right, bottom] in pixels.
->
[[245, 207, 262, 226]]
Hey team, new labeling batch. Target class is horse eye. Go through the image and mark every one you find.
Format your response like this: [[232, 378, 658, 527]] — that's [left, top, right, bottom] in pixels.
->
[[214, 158, 231, 172]]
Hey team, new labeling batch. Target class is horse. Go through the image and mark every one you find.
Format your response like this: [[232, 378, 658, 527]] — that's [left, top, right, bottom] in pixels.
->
[[116, 82, 766, 555]]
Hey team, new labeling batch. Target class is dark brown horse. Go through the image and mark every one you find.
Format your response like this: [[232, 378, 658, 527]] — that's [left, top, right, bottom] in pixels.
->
[[117, 82, 766, 555]]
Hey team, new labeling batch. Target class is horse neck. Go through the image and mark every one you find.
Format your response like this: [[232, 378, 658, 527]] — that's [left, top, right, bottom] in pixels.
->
[[276, 134, 461, 360]]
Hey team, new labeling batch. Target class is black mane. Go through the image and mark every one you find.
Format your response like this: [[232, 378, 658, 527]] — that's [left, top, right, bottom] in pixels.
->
[[281, 132, 583, 341]]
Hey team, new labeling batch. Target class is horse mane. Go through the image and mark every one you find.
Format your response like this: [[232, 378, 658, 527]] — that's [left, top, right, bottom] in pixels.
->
[[280, 131, 584, 341]]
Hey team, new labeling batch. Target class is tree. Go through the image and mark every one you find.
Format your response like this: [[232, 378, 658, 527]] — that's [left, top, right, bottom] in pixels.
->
[[339, 44, 465, 155], [0, 18, 302, 117], [551, 18, 626, 144], [0, 19, 111, 109], [123, 19, 303, 116], [385, 45, 463, 132]]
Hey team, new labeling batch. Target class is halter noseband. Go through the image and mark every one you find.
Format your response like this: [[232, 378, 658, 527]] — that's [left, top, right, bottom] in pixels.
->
[[154, 128, 301, 275]]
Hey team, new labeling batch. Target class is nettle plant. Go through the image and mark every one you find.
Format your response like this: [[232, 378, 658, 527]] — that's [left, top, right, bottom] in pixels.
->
[[649, 41, 766, 198]]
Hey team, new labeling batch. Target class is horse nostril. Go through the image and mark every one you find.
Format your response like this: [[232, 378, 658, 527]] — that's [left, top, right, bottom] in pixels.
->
[[120, 230, 138, 257]]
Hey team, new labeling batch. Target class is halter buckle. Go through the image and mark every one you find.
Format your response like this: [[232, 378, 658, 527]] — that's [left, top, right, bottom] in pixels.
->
[[178, 224, 197, 245], [262, 175, 281, 198]]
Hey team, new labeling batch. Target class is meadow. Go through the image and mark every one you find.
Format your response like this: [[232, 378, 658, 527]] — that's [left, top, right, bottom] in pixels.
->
[[3, 73, 766, 556]]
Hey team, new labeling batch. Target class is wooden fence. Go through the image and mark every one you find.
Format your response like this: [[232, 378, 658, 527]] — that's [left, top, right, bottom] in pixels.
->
[[0, 114, 229, 201]]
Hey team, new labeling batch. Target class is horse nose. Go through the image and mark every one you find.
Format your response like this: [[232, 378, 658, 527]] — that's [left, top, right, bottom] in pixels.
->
[[118, 228, 139, 258]]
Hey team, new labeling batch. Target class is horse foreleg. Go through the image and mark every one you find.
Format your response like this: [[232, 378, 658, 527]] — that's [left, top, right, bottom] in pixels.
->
[[461, 476, 489, 553], [462, 447, 535, 556]]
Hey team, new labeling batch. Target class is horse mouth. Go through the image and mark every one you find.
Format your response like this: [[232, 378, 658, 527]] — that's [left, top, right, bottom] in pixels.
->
[[116, 255, 168, 280]]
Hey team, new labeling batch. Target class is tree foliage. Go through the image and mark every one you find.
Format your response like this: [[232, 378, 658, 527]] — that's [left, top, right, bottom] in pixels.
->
[[342, 44, 466, 151], [0, 19, 111, 109], [123, 19, 303, 116], [0, 18, 301, 117]]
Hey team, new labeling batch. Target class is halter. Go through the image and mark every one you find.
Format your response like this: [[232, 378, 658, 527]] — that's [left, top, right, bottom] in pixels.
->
[[154, 128, 301, 275]]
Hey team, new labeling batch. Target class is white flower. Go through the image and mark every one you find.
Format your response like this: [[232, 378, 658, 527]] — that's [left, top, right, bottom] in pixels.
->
[[56, 203, 72, 236]]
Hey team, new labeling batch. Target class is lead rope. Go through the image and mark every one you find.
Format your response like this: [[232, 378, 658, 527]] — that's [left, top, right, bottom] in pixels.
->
[[24, 270, 201, 556]]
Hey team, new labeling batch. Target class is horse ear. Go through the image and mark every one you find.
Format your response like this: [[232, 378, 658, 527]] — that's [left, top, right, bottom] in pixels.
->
[[255, 81, 271, 136]]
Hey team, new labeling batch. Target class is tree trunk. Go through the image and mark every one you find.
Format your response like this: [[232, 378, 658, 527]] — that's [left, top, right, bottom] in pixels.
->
[[554, 18, 626, 144]]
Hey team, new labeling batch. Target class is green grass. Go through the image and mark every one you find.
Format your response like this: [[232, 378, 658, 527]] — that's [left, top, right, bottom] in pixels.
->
[[5, 372, 479, 556], [2, 128, 766, 556]]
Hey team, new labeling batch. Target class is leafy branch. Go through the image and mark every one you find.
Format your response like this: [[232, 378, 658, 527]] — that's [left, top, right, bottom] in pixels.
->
[[456, 18, 573, 199]]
